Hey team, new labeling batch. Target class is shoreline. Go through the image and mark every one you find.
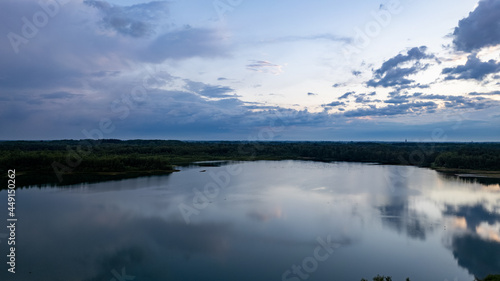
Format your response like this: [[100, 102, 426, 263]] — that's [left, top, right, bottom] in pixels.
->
[[2, 140, 500, 187], [9, 159, 500, 188], [433, 167, 500, 179]]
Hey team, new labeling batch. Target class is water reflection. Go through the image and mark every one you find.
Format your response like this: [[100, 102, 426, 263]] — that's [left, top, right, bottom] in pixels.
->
[[378, 199, 437, 241], [438, 172, 500, 188], [444, 204, 500, 233], [450, 234, 500, 278], [441, 204, 500, 277], [0, 161, 499, 281]]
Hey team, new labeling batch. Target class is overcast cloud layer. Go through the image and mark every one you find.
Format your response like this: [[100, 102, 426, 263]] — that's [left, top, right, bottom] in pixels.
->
[[1, 0, 499, 141]]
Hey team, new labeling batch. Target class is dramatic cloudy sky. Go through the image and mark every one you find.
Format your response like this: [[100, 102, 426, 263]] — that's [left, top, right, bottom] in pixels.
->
[[1, 0, 500, 140]]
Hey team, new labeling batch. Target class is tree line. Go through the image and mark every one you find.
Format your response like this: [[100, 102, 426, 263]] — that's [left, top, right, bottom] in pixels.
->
[[1, 140, 499, 185]]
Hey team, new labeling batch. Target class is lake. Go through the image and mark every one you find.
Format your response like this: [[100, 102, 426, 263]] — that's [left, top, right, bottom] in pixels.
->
[[1, 161, 499, 281]]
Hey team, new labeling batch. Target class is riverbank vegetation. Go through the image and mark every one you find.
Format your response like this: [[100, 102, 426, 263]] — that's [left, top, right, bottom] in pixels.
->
[[1, 140, 500, 186]]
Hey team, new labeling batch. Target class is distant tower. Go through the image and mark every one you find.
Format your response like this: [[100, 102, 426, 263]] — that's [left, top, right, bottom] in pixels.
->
[[405, 139, 407, 143]]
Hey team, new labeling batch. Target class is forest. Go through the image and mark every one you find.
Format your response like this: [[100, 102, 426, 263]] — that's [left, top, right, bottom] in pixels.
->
[[1, 139, 500, 186]]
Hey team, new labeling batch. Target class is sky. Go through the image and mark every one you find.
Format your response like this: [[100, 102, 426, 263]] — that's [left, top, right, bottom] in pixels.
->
[[1, 0, 500, 141]]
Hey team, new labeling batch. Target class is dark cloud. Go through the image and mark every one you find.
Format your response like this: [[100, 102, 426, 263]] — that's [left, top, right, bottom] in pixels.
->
[[353, 93, 379, 104], [343, 102, 437, 117], [352, 70, 361, 77], [1, 1, 500, 141], [443, 96, 499, 110], [469, 91, 500, 96], [442, 54, 500, 81], [199, 86, 237, 98], [0, 0, 226, 97], [355, 96, 367, 103], [415, 93, 500, 110], [375, 46, 433, 77], [385, 95, 410, 104], [339, 91, 355, 99], [183, 80, 238, 99], [41, 91, 82, 99], [397, 83, 431, 90], [307, 92, 318, 96], [322, 101, 345, 107], [367, 67, 417, 87], [84, 0, 169, 38], [452, 0, 500, 52], [243, 105, 282, 110], [416, 94, 448, 100], [367, 46, 434, 88]]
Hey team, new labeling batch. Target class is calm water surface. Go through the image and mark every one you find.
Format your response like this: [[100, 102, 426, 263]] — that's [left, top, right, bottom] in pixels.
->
[[1, 161, 499, 281]]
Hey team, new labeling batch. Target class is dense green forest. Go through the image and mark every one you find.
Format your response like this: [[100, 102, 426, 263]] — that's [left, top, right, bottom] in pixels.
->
[[1, 139, 500, 186]]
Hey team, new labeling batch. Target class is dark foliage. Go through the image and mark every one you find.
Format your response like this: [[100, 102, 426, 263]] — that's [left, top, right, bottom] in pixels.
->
[[1, 140, 499, 186]]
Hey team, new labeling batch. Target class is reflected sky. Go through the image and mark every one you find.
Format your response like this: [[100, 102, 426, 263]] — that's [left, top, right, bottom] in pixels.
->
[[0, 161, 499, 281]]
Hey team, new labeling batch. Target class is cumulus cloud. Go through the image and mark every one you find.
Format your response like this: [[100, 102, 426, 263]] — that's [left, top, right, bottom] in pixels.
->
[[367, 67, 417, 87], [452, 0, 500, 52], [353, 93, 379, 104], [322, 101, 345, 107], [384, 91, 410, 104], [375, 46, 433, 76], [339, 91, 355, 99], [367, 46, 434, 88], [442, 54, 500, 80]]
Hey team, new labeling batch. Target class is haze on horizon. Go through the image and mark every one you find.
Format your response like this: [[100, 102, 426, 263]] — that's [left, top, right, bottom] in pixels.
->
[[1, 0, 500, 141]]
